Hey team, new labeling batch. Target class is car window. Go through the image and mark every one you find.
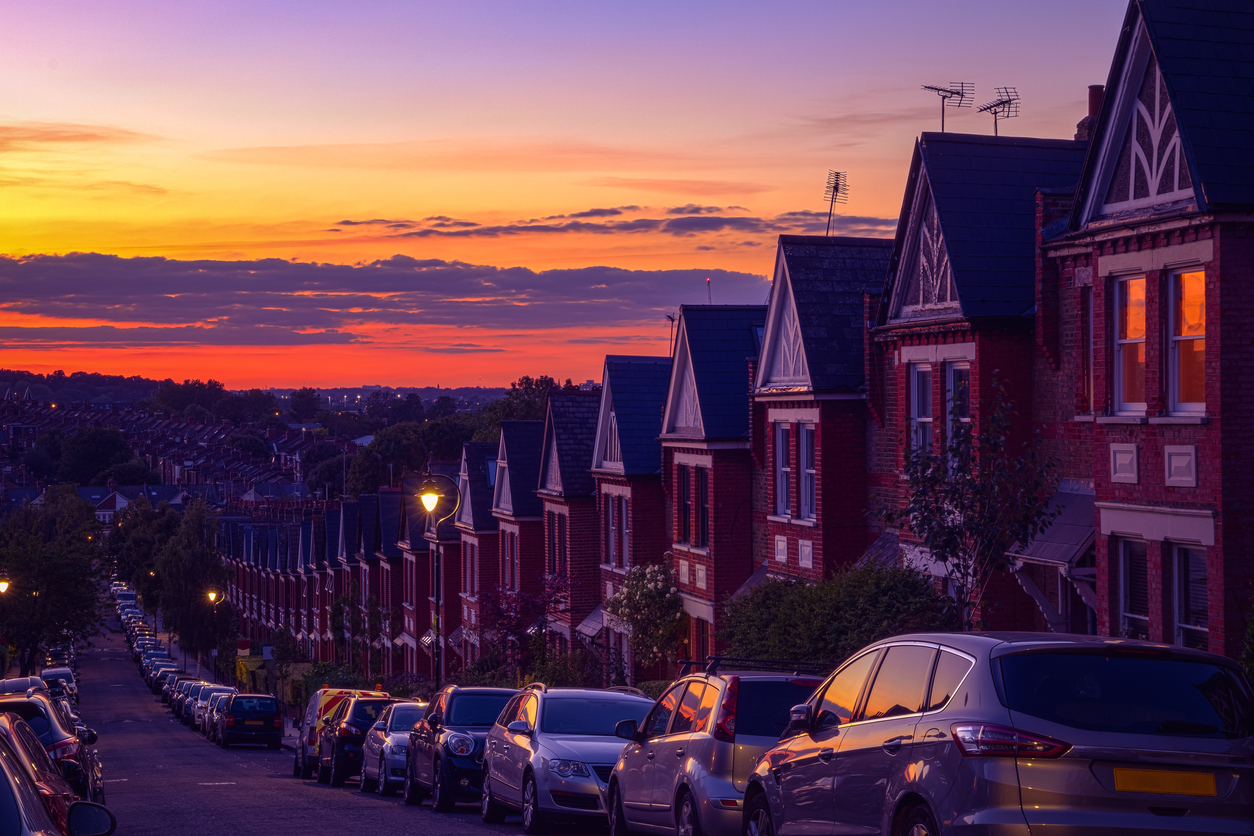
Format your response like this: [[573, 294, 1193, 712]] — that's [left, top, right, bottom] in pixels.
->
[[447, 694, 514, 726], [233, 696, 278, 713], [816, 651, 879, 730], [736, 678, 825, 738], [0, 736, 56, 836], [539, 697, 651, 735], [391, 705, 425, 732], [496, 696, 522, 728], [520, 696, 538, 730], [694, 681, 720, 733], [350, 701, 389, 726], [669, 682, 705, 735], [926, 651, 974, 712], [427, 694, 446, 720], [643, 685, 685, 738], [860, 645, 936, 721], [12, 722, 57, 781], [0, 704, 53, 746]]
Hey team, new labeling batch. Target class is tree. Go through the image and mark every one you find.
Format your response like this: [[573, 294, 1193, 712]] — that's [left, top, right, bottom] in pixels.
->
[[215, 389, 281, 423], [885, 378, 1057, 630], [603, 563, 686, 669], [153, 378, 226, 415], [58, 426, 132, 484], [228, 432, 271, 461], [719, 566, 958, 666], [155, 499, 229, 660], [0, 487, 103, 675], [107, 496, 182, 610], [427, 395, 457, 420], [473, 375, 576, 442], [308, 454, 351, 498], [289, 387, 322, 422], [345, 422, 427, 496], [92, 458, 162, 486]]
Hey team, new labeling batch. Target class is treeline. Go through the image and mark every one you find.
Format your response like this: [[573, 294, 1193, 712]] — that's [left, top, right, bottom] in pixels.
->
[[22, 426, 162, 486], [0, 368, 161, 404]]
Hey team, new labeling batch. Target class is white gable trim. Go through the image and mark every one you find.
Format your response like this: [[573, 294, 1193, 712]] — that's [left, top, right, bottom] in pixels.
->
[[492, 434, 513, 514], [543, 431, 562, 492], [889, 168, 961, 323], [590, 366, 625, 473], [755, 248, 812, 391], [662, 322, 704, 437]]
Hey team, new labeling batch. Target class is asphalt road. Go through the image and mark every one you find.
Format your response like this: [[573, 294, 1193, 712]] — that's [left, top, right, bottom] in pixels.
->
[[80, 622, 559, 836]]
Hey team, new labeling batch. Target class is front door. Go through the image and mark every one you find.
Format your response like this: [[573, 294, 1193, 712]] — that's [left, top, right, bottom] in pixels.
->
[[619, 684, 683, 826]]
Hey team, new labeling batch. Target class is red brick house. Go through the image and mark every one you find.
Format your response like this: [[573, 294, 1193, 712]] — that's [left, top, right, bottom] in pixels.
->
[[752, 235, 892, 582], [420, 463, 461, 683], [660, 306, 766, 658], [395, 477, 431, 678], [586, 355, 672, 678], [452, 441, 500, 666], [491, 421, 546, 659]]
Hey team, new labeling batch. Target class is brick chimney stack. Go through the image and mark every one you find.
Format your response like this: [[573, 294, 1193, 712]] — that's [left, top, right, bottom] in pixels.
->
[[1075, 84, 1105, 142]]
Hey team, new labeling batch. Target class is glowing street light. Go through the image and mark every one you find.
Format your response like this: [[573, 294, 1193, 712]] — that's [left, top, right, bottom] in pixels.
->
[[0, 579, 9, 594]]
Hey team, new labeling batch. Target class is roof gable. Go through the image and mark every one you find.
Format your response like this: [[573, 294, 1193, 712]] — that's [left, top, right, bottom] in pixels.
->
[[662, 306, 767, 440], [593, 355, 671, 475], [493, 420, 544, 518], [456, 441, 500, 531], [537, 392, 598, 497]]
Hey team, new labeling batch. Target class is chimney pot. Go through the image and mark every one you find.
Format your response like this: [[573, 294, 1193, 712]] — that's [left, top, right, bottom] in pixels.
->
[[1088, 84, 1105, 117]]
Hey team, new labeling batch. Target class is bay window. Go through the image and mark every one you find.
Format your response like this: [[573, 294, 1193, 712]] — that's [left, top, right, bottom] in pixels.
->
[[1119, 539, 1149, 640], [678, 465, 691, 544], [800, 425, 816, 520], [1175, 545, 1208, 650], [775, 424, 791, 515], [1170, 270, 1206, 414], [910, 364, 933, 452], [1115, 277, 1146, 413], [946, 362, 970, 437]]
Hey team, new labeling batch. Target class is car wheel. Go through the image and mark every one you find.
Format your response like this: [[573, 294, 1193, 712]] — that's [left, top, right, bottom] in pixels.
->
[[431, 757, 454, 813], [403, 764, 426, 805], [896, 806, 938, 836], [676, 791, 702, 836], [329, 750, 348, 787], [220, 735, 230, 749], [359, 760, 375, 793], [521, 771, 546, 835], [377, 757, 395, 797], [609, 782, 631, 836], [293, 749, 302, 777], [316, 751, 331, 785], [745, 793, 774, 836], [480, 772, 507, 824]]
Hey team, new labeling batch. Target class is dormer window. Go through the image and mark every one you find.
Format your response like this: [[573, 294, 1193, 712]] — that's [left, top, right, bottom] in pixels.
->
[[486, 460, 497, 486]]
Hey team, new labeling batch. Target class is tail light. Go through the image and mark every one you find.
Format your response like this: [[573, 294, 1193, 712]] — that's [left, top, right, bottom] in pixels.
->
[[225, 714, 235, 724], [274, 716, 283, 728], [712, 676, 739, 743], [49, 738, 80, 761], [338, 722, 363, 737], [951, 723, 1069, 759]]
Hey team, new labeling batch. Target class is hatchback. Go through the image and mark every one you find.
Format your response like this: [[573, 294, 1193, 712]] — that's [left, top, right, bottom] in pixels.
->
[[360, 701, 426, 796], [0, 714, 80, 833], [0, 692, 104, 805], [0, 733, 116, 836], [404, 685, 517, 810], [217, 694, 283, 749], [745, 633, 1254, 836], [316, 695, 394, 786]]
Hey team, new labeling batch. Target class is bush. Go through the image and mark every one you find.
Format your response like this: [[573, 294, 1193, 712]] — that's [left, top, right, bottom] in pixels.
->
[[718, 565, 959, 667]]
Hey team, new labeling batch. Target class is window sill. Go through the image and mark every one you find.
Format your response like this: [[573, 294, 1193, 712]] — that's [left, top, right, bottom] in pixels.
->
[[1095, 415, 1147, 424], [601, 564, 629, 575], [767, 514, 817, 528], [1149, 415, 1209, 424], [673, 544, 711, 557], [1072, 414, 1095, 423]]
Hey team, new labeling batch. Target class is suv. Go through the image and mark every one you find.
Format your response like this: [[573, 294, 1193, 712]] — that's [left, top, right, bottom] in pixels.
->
[[293, 687, 388, 780], [316, 694, 394, 786], [607, 659, 826, 836], [404, 685, 517, 810], [482, 684, 653, 833], [217, 694, 282, 749], [745, 633, 1254, 836], [0, 691, 104, 804]]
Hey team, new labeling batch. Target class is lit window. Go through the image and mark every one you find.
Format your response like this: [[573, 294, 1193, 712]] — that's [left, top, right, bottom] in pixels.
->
[[910, 365, 933, 452], [1120, 539, 1149, 640], [946, 362, 970, 437], [800, 425, 816, 520], [775, 424, 791, 515], [1081, 287, 1095, 413], [1116, 277, 1146, 413], [1171, 271, 1205, 414], [678, 465, 691, 544], [1175, 545, 1208, 650], [696, 468, 710, 548]]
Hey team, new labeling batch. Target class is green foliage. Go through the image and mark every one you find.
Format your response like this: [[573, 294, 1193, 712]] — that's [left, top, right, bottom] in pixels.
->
[[418, 413, 478, 461], [301, 662, 369, 695], [884, 377, 1057, 630], [636, 680, 672, 699], [473, 375, 576, 442], [719, 566, 958, 666], [345, 422, 427, 496], [216, 389, 282, 423], [0, 486, 104, 675], [21, 431, 62, 479], [525, 638, 604, 688], [288, 387, 322, 422], [58, 426, 132, 484], [93, 458, 162, 486], [427, 396, 456, 419], [154, 499, 229, 657], [153, 379, 227, 415], [108, 497, 182, 611], [604, 563, 686, 669], [228, 431, 271, 460], [307, 454, 350, 497]]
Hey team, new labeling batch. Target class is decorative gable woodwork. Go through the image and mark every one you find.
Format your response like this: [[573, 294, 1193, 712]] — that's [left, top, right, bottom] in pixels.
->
[[544, 434, 563, 492], [757, 260, 811, 390], [891, 174, 960, 321], [674, 364, 702, 432], [591, 370, 622, 472], [663, 322, 705, 436], [603, 412, 622, 464], [492, 437, 513, 514]]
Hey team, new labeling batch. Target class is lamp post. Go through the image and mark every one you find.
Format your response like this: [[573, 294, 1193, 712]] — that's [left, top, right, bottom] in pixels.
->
[[0, 577, 8, 674], [207, 588, 222, 683], [417, 465, 460, 687]]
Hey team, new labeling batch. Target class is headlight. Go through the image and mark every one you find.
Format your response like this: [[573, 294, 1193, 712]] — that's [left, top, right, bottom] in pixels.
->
[[547, 759, 589, 778], [390, 744, 407, 755], [446, 733, 474, 757]]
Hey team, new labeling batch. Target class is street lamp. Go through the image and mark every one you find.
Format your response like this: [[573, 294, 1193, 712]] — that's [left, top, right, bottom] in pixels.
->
[[206, 588, 222, 683], [0, 577, 9, 595], [415, 463, 460, 687]]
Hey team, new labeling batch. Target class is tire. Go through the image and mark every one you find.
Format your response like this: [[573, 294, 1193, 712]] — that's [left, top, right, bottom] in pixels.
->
[[377, 757, 395, 797], [316, 750, 331, 785], [430, 757, 454, 813], [220, 736, 230, 750], [329, 750, 348, 787], [676, 791, 702, 836], [609, 782, 632, 836], [403, 763, 426, 806], [359, 761, 375, 793], [895, 806, 939, 836], [268, 741, 280, 750], [293, 750, 302, 777], [299, 747, 315, 780], [480, 772, 507, 824], [745, 793, 774, 836], [521, 772, 546, 835]]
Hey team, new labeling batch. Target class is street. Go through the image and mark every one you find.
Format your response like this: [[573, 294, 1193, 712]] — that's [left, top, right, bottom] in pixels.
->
[[82, 622, 553, 836]]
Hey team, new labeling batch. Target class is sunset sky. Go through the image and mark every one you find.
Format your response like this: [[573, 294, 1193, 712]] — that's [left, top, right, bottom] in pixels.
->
[[0, 0, 1127, 388]]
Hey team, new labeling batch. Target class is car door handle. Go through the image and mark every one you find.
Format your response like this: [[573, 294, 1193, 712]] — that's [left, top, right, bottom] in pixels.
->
[[675, 749, 684, 758], [646, 751, 654, 760], [818, 748, 834, 762], [882, 736, 907, 753]]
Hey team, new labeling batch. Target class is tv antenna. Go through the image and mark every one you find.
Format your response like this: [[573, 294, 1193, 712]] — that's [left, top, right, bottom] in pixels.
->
[[920, 82, 973, 132], [666, 313, 678, 354], [978, 87, 1020, 136], [823, 170, 849, 236]]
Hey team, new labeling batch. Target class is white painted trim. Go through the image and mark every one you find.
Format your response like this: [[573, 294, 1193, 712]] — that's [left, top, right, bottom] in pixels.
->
[[754, 392, 865, 401], [1097, 502, 1214, 545], [542, 500, 572, 514], [768, 407, 819, 423], [757, 251, 813, 390], [672, 543, 710, 558], [1098, 240, 1213, 276], [1164, 445, 1197, 488], [671, 452, 713, 467], [899, 343, 975, 363], [661, 439, 749, 450], [600, 483, 632, 498], [679, 592, 714, 623], [590, 366, 616, 471], [1110, 443, 1138, 484], [497, 521, 520, 535]]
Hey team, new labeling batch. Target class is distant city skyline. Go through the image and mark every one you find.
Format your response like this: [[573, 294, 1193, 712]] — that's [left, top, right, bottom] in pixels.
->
[[0, 0, 1126, 387]]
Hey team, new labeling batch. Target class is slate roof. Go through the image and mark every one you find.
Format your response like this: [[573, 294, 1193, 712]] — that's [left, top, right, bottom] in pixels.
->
[[357, 494, 379, 561], [541, 392, 600, 497], [377, 490, 402, 559], [678, 305, 767, 439], [1073, 0, 1254, 216], [775, 235, 892, 393], [321, 509, 339, 569], [458, 442, 500, 532], [423, 462, 463, 541], [604, 355, 671, 476], [497, 420, 545, 518], [890, 133, 1087, 319], [1008, 480, 1095, 566], [338, 501, 359, 566]]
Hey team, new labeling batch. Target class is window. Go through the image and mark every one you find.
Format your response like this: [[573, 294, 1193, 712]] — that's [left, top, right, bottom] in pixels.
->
[[643, 685, 684, 738], [814, 651, 878, 730], [859, 645, 936, 721], [800, 425, 816, 519], [604, 497, 614, 563], [925, 650, 973, 712], [618, 497, 629, 566], [511, 533, 520, 590], [1175, 545, 1208, 650], [1170, 270, 1205, 414], [695, 618, 710, 662], [558, 513, 568, 574], [670, 682, 705, 734], [1120, 539, 1149, 640], [696, 468, 710, 548], [946, 362, 970, 437], [1081, 287, 1095, 413], [1116, 277, 1147, 413], [910, 365, 933, 452], [775, 424, 792, 515], [678, 465, 691, 544]]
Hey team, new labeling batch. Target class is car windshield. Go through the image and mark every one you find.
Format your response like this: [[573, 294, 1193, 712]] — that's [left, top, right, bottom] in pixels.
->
[[540, 697, 651, 735], [350, 701, 390, 725], [736, 679, 824, 738], [1001, 651, 1254, 739], [390, 705, 424, 731], [0, 704, 54, 746], [447, 694, 513, 726], [232, 697, 277, 713]]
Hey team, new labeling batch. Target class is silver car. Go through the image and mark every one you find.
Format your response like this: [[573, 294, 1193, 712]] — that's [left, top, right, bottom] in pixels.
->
[[482, 684, 653, 833], [195, 688, 236, 734], [360, 701, 426, 796], [745, 633, 1254, 836]]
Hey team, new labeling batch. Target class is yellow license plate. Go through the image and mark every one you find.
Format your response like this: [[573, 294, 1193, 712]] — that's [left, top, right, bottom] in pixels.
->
[[1113, 768, 1216, 796], [245, 720, 263, 725]]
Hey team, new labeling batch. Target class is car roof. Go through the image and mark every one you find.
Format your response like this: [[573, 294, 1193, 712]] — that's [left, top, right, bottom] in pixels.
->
[[540, 689, 653, 702], [39, 668, 71, 676], [446, 687, 516, 696]]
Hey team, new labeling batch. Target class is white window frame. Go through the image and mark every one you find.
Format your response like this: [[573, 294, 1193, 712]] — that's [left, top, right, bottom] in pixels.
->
[[910, 364, 933, 452], [945, 362, 971, 440], [1115, 276, 1147, 415], [800, 424, 816, 520], [1173, 543, 1208, 649], [1119, 539, 1149, 640], [775, 423, 791, 515], [1169, 270, 1206, 415]]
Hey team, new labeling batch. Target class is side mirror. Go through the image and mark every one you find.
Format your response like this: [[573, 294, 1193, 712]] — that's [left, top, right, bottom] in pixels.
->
[[506, 720, 531, 736], [785, 704, 812, 737], [428, 713, 442, 730], [372, 721, 386, 732], [66, 801, 117, 836], [77, 728, 99, 745], [321, 717, 332, 726], [614, 719, 638, 741]]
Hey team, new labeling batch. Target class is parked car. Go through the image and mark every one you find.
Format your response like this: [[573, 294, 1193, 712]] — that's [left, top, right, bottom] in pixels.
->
[[316, 694, 394, 786], [191, 686, 235, 731], [403, 685, 517, 810], [39, 669, 77, 704], [607, 659, 826, 836], [293, 687, 388, 780], [0, 691, 104, 805], [744, 633, 1254, 836], [360, 701, 426, 796], [482, 684, 653, 832], [217, 694, 283, 749], [0, 715, 80, 833], [0, 733, 116, 836], [179, 682, 212, 724], [204, 692, 234, 741]]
